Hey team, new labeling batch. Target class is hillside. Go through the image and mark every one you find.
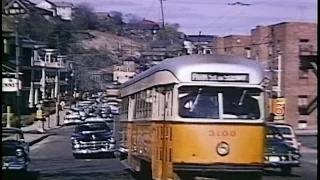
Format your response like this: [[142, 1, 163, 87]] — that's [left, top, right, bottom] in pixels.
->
[[73, 30, 147, 63]]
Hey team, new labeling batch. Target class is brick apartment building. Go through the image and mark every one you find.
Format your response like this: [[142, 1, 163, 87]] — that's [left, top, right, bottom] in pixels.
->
[[211, 22, 317, 129]]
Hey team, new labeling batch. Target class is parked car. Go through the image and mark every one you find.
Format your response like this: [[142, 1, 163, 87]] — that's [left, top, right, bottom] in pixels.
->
[[2, 128, 30, 172], [71, 120, 116, 159], [268, 122, 301, 151], [264, 124, 301, 175]]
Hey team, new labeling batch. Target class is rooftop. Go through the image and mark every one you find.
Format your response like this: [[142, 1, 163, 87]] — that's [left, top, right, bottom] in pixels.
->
[[184, 35, 217, 42]]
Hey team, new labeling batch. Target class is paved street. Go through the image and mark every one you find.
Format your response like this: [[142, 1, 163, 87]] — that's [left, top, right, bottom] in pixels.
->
[[23, 126, 134, 180], [297, 135, 317, 150], [2, 125, 316, 180]]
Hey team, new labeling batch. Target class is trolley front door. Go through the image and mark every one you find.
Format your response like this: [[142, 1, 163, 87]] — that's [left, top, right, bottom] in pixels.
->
[[152, 86, 174, 180]]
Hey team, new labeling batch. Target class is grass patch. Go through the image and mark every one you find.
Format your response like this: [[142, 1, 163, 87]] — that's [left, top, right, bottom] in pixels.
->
[[2, 113, 36, 127]]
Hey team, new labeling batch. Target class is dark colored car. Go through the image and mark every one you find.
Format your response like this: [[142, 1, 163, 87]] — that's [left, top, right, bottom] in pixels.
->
[[2, 128, 30, 172], [71, 120, 116, 159], [264, 124, 301, 174]]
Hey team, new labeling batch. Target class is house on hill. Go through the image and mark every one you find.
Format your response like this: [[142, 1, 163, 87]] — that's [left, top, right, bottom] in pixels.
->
[[36, 0, 74, 20], [124, 19, 160, 41]]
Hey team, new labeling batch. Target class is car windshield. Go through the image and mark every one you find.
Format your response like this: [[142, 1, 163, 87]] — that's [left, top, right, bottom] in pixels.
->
[[266, 125, 284, 140], [276, 126, 293, 135], [75, 123, 111, 133], [178, 86, 261, 119]]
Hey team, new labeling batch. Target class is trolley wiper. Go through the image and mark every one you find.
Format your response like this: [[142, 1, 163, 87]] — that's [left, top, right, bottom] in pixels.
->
[[238, 90, 247, 106], [190, 88, 202, 112]]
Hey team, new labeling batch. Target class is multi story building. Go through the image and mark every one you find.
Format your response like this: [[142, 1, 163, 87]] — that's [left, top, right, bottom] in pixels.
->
[[36, 0, 74, 20], [211, 22, 317, 129], [124, 19, 160, 41], [251, 22, 317, 128], [113, 57, 138, 84], [212, 35, 252, 58], [183, 35, 216, 54]]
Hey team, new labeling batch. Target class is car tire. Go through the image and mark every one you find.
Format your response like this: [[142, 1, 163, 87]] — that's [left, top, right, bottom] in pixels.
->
[[281, 166, 292, 175]]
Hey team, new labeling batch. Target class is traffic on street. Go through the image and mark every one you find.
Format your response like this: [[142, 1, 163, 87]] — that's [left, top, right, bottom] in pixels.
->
[[3, 86, 318, 180], [2, 0, 317, 180]]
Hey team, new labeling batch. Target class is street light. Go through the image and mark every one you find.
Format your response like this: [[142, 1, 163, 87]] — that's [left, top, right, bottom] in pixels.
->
[[4, 1, 28, 129]]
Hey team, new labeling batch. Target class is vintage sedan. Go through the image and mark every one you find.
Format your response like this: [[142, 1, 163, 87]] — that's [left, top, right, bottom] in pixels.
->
[[2, 128, 30, 172], [265, 124, 301, 174], [64, 111, 82, 125], [269, 122, 302, 151], [71, 120, 116, 158]]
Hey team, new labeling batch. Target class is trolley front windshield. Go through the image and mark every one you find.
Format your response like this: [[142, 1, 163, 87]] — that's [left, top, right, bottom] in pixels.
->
[[178, 86, 262, 120]]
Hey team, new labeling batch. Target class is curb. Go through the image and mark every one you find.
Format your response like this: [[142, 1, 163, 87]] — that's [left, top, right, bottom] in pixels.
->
[[28, 133, 52, 146], [295, 132, 317, 136], [27, 126, 64, 146], [301, 159, 318, 165]]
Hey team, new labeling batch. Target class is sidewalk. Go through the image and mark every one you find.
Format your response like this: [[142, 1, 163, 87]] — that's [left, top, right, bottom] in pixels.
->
[[22, 110, 66, 146], [295, 129, 317, 136], [300, 151, 318, 165]]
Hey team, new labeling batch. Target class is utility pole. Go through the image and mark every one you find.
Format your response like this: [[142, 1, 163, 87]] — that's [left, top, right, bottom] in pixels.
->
[[269, 27, 275, 121], [4, 0, 27, 129], [56, 69, 61, 126], [14, 19, 21, 128], [159, 0, 166, 40], [197, 31, 201, 54]]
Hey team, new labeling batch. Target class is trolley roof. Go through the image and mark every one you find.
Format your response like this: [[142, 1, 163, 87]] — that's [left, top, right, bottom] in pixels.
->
[[122, 54, 264, 88]]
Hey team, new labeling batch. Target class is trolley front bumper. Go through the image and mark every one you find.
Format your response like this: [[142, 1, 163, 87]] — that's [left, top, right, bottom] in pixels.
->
[[173, 163, 263, 173]]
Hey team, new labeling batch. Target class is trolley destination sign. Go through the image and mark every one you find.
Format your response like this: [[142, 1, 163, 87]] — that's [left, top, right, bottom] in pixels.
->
[[191, 72, 249, 82]]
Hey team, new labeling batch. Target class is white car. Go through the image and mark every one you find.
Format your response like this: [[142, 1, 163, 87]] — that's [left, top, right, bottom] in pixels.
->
[[64, 111, 82, 125], [270, 123, 302, 151]]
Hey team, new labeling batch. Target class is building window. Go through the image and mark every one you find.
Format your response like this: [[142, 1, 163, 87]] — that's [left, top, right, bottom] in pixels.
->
[[45, 55, 49, 62], [300, 39, 309, 43], [299, 69, 309, 79], [244, 47, 251, 58], [268, 46, 273, 56], [298, 95, 308, 107]]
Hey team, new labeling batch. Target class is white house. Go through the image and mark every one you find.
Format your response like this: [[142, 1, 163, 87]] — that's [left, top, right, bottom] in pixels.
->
[[54, 1, 74, 20], [183, 35, 216, 55], [36, 0, 74, 20]]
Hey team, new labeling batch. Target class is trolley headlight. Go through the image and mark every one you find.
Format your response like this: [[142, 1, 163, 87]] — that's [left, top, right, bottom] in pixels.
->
[[216, 142, 229, 156]]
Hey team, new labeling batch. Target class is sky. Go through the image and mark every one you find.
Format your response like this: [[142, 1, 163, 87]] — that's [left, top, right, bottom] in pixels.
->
[[32, 0, 317, 36]]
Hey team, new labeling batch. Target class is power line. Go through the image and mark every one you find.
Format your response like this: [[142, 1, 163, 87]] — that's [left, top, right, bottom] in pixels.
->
[[201, 1, 267, 33]]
